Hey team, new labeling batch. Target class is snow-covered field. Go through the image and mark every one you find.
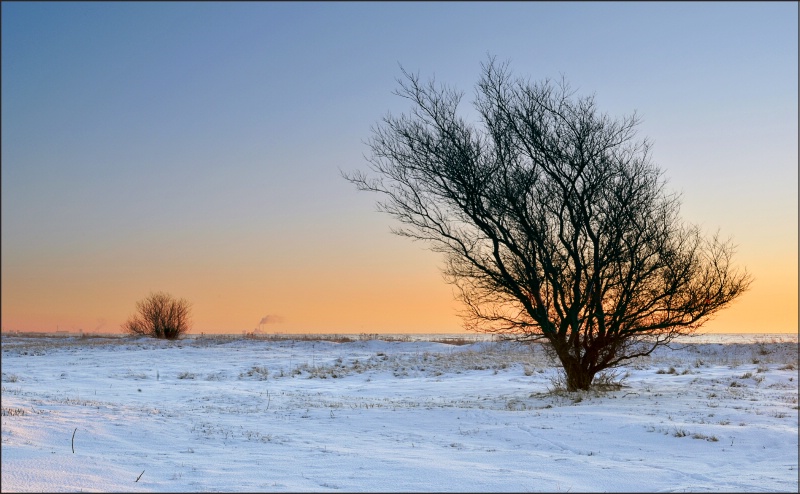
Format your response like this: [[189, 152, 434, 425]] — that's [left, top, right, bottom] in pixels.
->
[[1, 333, 797, 492]]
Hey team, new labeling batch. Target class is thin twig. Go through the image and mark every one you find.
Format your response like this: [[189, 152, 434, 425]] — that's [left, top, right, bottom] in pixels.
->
[[71, 428, 77, 454], [135, 470, 145, 482]]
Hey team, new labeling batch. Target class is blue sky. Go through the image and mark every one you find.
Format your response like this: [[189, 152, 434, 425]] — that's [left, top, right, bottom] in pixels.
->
[[2, 2, 797, 334]]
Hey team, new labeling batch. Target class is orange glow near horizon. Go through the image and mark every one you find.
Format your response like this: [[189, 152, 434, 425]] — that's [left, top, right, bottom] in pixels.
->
[[2, 244, 795, 336]]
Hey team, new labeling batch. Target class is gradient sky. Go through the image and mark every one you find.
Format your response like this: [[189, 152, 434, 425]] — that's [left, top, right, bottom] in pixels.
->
[[2, 2, 797, 335]]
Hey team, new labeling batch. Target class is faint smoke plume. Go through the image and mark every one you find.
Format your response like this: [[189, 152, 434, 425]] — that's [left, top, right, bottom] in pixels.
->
[[259, 315, 284, 325]]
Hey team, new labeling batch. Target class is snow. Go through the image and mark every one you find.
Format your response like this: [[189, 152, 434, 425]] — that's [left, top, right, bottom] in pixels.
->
[[2, 333, 797, 492]]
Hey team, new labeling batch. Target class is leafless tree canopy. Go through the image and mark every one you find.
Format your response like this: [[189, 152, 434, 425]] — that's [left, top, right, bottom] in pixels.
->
[[123, 291, 192, 340], [345, 58, 751, 391]]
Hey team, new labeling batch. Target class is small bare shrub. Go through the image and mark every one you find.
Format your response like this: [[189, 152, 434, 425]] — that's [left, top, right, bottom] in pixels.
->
[[122, 291, 192, 340], [692, 432, 719, 442], [546, 370, 569, 394], [592, 370, 629, 391], [1, 373, 19, 383], [240, 366, 269, 380]]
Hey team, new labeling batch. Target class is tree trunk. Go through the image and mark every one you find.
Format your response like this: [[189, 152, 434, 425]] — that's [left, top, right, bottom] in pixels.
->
[[564, 365, 595, 391], [557, 352, 596, 391]]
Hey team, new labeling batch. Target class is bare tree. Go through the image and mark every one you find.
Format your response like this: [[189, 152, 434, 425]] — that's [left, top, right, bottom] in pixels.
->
[[122, 291, 192, 340], [344, 58, 751, 391]]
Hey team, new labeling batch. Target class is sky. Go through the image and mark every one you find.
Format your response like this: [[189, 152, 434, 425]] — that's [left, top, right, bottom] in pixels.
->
[[1, 2, 797, 335]]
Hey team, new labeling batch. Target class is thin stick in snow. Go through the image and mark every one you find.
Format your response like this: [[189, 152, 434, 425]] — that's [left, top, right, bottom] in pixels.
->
[[71, 428, 77, 453], [135, 470, 145, 482]]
